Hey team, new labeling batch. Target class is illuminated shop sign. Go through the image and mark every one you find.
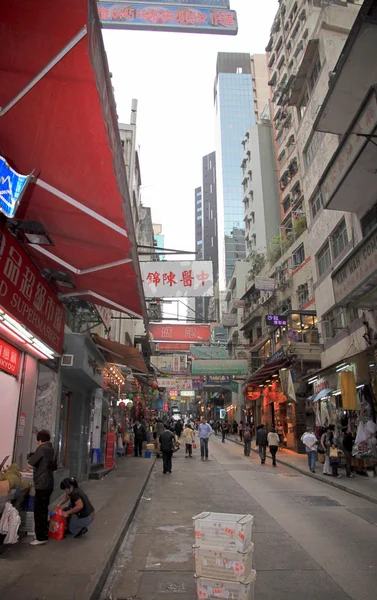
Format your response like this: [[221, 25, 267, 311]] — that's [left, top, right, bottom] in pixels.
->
[[266, 314, 288, 327], [0, 338, 20, 376]]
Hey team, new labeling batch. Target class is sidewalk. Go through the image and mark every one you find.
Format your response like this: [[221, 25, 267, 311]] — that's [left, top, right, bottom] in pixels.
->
[[0, 455, 155, 600], [226, 434, 377, 505]]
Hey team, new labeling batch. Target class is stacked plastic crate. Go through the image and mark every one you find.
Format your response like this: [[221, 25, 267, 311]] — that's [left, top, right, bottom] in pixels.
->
[[193, 512, 256, 600]]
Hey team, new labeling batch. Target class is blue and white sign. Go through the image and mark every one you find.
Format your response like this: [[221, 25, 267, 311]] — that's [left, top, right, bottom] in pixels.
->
[[0, 156, 31, 219]]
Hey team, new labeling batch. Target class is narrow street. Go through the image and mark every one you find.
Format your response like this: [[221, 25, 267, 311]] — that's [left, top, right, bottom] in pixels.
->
[[101, 436, 377, 600]]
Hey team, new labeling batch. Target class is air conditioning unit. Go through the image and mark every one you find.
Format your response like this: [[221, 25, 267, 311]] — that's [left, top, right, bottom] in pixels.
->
[[61, 354, 74, 367]]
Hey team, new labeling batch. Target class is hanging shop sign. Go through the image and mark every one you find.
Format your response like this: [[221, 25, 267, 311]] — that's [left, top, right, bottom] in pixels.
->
[[192, 359, 248, 376], [98, 2, 238, 35], [192, 377, 204, 390], [266, 314, 287, 327], [231, 380, 239, 394], [141, 260, 213, 298], [255, 276, 275, 292], [180, 390, 195, 397], [0, 224, 64, 355], [0, 156, 32, 219], [149, 324, 210, 343], [157, 377, 193, 390], [244, 383, 260, 401], [0, 338, 21, 376], [95, 304, 111, 330], [221, 312, 238, 328], [157, 342, 190, 352], [151, 354, 187, 374], [190, 345, 228, 359], [207, 375, 231, 386]]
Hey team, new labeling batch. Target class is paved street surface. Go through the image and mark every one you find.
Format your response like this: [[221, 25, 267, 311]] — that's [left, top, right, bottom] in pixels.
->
[[102, 435, 377, 600]]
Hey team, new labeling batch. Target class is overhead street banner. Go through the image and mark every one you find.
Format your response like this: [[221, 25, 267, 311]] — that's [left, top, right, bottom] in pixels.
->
[[192, 359, 249, 376], [141, 261, 213, 298], [98, 3, 238, 35], [157, 377, 193, 390], [149, 324, 211, 342], [151, 354, 187, 374]]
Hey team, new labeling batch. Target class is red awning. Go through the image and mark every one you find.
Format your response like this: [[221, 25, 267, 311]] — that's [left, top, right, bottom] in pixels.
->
[[0, 0, 146, 320], [243, 358, 291, 387], [92, 334, 148, 374]]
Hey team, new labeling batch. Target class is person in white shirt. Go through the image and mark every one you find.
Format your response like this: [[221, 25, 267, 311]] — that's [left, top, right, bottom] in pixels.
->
[[301, 428, 318, 473], [267, 428, 280, 467]]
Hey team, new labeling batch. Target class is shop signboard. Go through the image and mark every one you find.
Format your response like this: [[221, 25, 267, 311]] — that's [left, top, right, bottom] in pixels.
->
[[0, 338, 20, 376], [244, 383, 260, 401], [180, 390, 195, 397], [151, 354, 187, 374], [149, 324, 210, 343], [221, 312, 238, 328], [192, 377, 204, 390], [255, 276, 275, 292], [98, 3, 238, 35], [191, 359, 248, 376], [190, 345, 228, 359], [157, 342, 190, 352], [219, 408, 226, 419], [231, 380, 239, 394], [106, 0, 230, 4], [0, 224, 65, 354], [157, 377, 193, 390], [265, 314, 287, 327], [206, 375, 231, 386], [0, 156, 32, 219], [312, 374, 337, 396], [141, 260, 213, 298], [95, 304, 111, 330]]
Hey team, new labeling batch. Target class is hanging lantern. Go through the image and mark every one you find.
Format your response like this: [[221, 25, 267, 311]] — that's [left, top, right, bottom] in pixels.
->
[[119, 401, 126, 408], [151, 380, 159, 390], [127, 393, 134, 400]]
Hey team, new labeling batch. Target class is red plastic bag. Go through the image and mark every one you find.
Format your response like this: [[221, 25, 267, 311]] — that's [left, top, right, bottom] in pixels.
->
[[193, 443, 197, 449], [48, 508, 67, 541]]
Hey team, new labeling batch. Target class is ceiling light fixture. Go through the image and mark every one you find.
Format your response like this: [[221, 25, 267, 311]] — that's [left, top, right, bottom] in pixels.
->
[[15, 221, 53, 246]]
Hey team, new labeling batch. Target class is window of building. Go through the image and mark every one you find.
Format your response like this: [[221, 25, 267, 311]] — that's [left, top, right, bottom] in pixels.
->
[[348, 307, 359, 323], [236, 67, 243, 74], [310, 190, 323, 220], [283, 196, 291, 213], [210, 184, 213, 193], [196, 199, 201, 205], [304, 131, 324, 166], [278, 150, 286, 166], [332, 219, 348, 259], [297, 283, 309, 307], [317, 242, 331, 276], [276, 129, 284, 146], [298, 88, 309, 120], [361, 202, 377, 237], [292, 243, 305, 267], [309, 55, 321, 92], [323, 307, 347, 339]]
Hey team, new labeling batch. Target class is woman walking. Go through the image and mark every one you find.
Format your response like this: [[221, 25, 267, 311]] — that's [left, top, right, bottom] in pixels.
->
[[239, 421, 244, 442], [182, 423, 195, 458], [267, 427, 280, 467]]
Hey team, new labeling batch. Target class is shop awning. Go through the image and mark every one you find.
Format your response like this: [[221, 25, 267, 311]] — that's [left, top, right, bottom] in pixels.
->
[[0, 0, 147, 321], [243, 358, 291, 387], [312, 388, 334, 402], [92, 334, 147, 374]]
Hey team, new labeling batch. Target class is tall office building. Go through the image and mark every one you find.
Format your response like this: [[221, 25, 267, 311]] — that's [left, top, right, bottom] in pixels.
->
[[194, 152, 218, 322], [214, 53, 257, 288]]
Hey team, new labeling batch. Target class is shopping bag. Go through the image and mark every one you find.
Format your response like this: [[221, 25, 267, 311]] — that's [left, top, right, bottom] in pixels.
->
[[193, 443, 197, 449], [48, 509, 67, 541]]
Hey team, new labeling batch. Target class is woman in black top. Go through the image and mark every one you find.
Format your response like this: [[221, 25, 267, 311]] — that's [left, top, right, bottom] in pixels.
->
[[58, 478, 95, 538]]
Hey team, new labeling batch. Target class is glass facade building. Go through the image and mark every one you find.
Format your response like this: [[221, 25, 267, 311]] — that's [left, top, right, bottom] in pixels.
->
[[215, 53, 255, 286]]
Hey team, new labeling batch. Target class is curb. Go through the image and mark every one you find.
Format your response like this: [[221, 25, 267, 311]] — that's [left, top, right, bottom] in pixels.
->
[[87, 456, 156, 600], [227, 437, 377, 506]]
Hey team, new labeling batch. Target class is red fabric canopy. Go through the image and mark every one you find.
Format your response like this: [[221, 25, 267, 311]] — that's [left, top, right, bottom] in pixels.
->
[[0, 0, 146, 320]]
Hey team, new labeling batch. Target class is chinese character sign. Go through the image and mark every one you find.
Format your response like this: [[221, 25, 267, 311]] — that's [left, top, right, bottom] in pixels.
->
[[0, 224, 64, 354], [0, 156, 32, 219], [98, 3, 238, 35], [157, 377, 193, 390], [191, 359, 249, 376], [266, 315, 288, 327], [149, 324, 210, 343], [0, 339, 20, 376], [141, 261, 213, 298]]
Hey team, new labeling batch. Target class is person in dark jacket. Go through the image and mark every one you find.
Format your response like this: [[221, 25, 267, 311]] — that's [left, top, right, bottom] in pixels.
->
[[159, 424, 176, 474], [256, 424, 268, 464], [342, 431, 355, 477], [175, 419, 183, 438], [28, 430, 57, 546], [133, 420, 146, 457]]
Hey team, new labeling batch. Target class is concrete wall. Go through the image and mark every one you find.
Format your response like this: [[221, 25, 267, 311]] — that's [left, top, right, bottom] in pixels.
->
[[251, 54, 269, 120]]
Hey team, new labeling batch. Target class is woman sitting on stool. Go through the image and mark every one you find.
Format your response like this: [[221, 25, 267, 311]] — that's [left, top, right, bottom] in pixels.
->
[[57, 477, 95, 538]]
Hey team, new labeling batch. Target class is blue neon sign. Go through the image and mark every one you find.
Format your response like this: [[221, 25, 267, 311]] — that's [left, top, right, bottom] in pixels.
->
[[0, 156, 31, 219]]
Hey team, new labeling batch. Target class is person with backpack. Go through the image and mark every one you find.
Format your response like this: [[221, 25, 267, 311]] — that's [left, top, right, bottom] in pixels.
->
[[256, 424, 268, 464], [243, 424, 252, 456], [28, 430, 57, 546]]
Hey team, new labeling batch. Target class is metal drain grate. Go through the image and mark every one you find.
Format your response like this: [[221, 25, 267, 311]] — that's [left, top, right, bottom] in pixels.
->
[[296, 495, 343, 507]]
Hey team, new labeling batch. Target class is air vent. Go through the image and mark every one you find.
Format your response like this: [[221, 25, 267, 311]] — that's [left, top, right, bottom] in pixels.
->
[[61, 354, 74, 367]]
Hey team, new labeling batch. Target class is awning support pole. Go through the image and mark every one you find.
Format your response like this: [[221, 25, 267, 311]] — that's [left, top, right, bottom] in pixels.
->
[[32, 245, 131, 275], [0, 26, 87, 117], [59, 290, 144, 320], [35, 178, 128, 238]]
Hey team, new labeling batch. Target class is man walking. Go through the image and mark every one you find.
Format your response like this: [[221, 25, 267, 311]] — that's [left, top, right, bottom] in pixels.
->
[[243, 424, 252, 456], [256, 424, 267, 464], [221, 420, 228, 443], [133, 420, 146, 457], [198, 417, 213, 460], [159, 424, 175, 474], [301, 427, 318, 473], [28, 430, 56, 546]]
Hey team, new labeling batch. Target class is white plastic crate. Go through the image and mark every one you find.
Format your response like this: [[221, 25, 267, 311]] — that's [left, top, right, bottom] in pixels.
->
[[193, 512, 253, 551], [196, 571, 256, 600], [195, 543, 254, 583]]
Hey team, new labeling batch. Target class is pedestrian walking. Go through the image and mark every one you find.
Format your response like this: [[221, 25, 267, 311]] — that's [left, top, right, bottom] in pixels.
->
[[342, 431, 355, 477], [133, 420, 146, 457], [321, 425, 335, 475], [27, 430, 57, 546], [256, 424, 267, 464], [243, 424, 252, 456], [301, 427, 318, 473], [159, 424, 176, 474], [221, 420, 228, 443], [232, 420, 238, 437], [175, 419, 183, 439], [198, 417, 213, 460], [276, 421, 284, 447], [182, 423, 195, 458], [239, 421, 244, 442], [329, 439, 341, 478], [58, 477, 95, 538], [267, 427, 280, 467]]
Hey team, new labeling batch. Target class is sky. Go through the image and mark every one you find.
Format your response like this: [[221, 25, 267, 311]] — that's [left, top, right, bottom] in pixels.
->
[[102, 1, 279, 256]]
